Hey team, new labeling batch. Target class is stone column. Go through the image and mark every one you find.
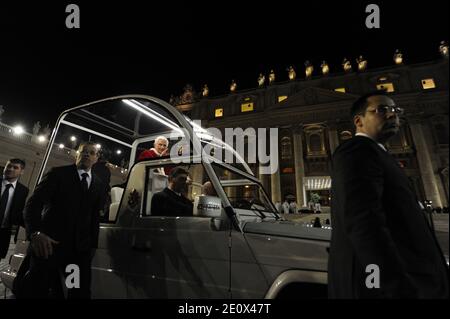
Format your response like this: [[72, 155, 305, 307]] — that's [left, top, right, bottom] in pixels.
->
[[258, 165, 271, 197], [270, 167, 282, 204], [190, 164, 204, 198], [226, 170, 237, 201], [439, 168, 449, 205], [436, 176, 449, 207], [293, 126, 306, 207], [328, 124, 340, 155], [409, 121, 443, 207]]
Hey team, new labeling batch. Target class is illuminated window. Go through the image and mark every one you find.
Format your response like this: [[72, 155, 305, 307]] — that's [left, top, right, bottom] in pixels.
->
[[422, 79, 436, 90], [244, 97, 251, 102], [241, 102, 254, 112], [278, 95, 288, 102], [215, 108, 223, 118], [334, 88, 346, 93], [376, 83, 395, 92]]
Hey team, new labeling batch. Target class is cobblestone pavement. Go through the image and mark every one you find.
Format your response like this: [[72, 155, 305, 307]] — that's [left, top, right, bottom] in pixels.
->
[[1, 214, 448, 299], [0, 239, 16, 299]]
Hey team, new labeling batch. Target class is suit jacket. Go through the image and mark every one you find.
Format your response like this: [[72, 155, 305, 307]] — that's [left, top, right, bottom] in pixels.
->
[[0, 178, 29, 258], [24, 164, 104, 252], [151, 187, 193, 217], [0, 178, 29, 228], [328, 136, 449, 298]]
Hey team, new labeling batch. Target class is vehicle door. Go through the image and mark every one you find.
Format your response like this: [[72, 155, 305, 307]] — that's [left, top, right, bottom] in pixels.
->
[[124, 161, 231, 298]]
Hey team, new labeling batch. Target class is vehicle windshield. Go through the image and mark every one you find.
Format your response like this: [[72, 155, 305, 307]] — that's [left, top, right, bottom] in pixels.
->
[[211, 163, 278, 218]]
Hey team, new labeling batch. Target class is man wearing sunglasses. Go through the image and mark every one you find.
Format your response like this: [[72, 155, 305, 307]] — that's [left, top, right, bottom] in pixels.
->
[[328, 91, 449, 298]]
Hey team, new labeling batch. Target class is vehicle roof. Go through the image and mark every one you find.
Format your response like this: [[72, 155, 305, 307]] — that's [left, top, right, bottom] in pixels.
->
[[53, 94, 253, 174]]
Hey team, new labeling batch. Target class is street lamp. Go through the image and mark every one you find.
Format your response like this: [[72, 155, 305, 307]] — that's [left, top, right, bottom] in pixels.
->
[[116, 149, 122, 155], [69, 135, 77, 149], [38, 135, 46, 143], [59, 143, 65, 149], [12, 125, 25, 135]]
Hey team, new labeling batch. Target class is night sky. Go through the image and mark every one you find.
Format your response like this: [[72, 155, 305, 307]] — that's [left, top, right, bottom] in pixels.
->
[[0, 1, 448, 131]]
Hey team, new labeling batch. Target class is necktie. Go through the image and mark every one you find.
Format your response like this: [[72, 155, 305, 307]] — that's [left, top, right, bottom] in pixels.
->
[[81, 173, 89, 193], [0, 184, 13, 227]]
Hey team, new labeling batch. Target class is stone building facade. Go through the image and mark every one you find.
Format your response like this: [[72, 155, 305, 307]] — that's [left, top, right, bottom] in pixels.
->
[[173, 58, 449, 209]]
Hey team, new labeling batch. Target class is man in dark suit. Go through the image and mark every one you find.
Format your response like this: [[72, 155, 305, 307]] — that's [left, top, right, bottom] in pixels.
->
[[151, 167, 193, 216], [328, 91, 449, 298], [21, 142, 105, 299], [0, 159, 29, 261]]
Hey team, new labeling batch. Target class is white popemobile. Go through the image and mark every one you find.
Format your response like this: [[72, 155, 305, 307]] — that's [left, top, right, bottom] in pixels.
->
[[1, 95, 330, 298]]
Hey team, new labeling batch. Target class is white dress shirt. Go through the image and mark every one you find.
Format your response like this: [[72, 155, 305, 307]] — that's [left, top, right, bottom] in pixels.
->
[[1, 178, 18, 227], [77, 169, 92, 189], [355, 132, 387, 152]]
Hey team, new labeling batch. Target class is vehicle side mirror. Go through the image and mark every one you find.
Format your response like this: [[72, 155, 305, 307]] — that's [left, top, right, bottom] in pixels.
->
[[193, 195, 222, 218]]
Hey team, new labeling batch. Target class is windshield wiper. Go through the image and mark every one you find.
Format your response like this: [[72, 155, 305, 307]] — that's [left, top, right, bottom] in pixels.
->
[[250, 203, 267, 219]]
